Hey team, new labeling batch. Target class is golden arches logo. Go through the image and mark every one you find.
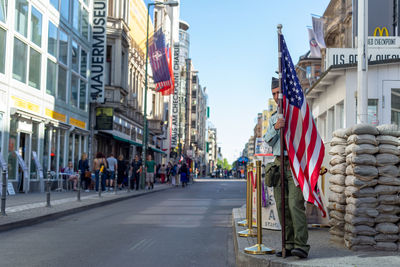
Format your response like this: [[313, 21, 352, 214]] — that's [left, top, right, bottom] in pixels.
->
[[373, 27, 389, 36]]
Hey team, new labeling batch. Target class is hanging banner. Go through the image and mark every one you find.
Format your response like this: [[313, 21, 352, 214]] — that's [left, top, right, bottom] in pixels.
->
[[32, 151, 44, 193], [171, 42, 180, 148], [90, 0, 108, 103]]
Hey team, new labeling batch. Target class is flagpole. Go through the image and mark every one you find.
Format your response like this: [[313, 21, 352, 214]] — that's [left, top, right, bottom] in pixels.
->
[[277, 24, 286, 258]]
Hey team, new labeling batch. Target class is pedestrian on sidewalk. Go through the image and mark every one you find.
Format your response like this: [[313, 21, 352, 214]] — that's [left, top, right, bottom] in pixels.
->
[[130, 154, 142, 190], [65, 161, 78, 190], [145, 154, 156, 190], [166, 162, 172, 184], [93, 152, 107, 192], [106, 153, 118, 191], [159, 164, 167, 183], [264, 77, 309, 259], [117, 155, 127, 190], [179, 163, 189, 188], [78, 153, 90, 192]]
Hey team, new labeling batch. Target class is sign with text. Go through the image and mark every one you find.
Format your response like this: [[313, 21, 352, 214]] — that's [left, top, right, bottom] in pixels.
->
[[171, 43, 180, 148], [96, 107, 113, 130], [326, 48, 400, 69], [367, 37, 400, 48], [90, 0, 107, 103]]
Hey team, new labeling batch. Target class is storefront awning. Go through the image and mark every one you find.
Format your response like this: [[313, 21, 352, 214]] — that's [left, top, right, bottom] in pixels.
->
[[149, 146, 167, 155], [112, 135, 142, 147]]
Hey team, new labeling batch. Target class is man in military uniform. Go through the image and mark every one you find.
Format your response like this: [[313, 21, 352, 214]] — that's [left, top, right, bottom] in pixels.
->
[[264, 77, 309, 259]]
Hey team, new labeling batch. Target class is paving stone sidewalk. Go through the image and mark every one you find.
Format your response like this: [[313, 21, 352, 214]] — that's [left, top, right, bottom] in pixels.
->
[[233, 205, 400, 267], [0, 184, 172, 232]]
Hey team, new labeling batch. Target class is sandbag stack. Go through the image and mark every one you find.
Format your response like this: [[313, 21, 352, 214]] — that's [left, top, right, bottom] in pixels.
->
[[328, 128, 348, 243], [374, 124, 400, 251], [343, 124, 379, 251]]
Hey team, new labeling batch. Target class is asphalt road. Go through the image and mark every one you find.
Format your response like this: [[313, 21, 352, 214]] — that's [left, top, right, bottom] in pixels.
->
[[0, 179, 245, 267]]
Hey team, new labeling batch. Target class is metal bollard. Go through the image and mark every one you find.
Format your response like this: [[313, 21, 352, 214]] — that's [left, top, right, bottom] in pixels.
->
[[1, 169, 7, 216], [237, 166, 250, 227], [114, 171, 118, 194], [77, 170, 81, 202], [238, 164, 257, 237], [244, 161, 275, 255], [127, 171, 131, 193], [46, 171, 51, 207]]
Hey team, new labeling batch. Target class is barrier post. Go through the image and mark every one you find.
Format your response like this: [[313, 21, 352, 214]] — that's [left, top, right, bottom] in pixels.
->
[[1, 169, 7, 215], [114, 171, 118, 194], [77, 170, 81, 202], [46, 171, 51, 207], [238, 163, 257, 237], [237, 165, 250, 227]]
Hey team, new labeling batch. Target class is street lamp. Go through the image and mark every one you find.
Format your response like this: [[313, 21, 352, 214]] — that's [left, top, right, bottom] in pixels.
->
[[142, 0, 179, 189]]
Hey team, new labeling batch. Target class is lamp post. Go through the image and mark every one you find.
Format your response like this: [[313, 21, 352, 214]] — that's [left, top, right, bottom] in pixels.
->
[[142, 0, 179, 189]]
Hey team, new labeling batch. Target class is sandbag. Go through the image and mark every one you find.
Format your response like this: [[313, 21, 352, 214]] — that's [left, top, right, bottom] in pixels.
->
[[346, 197, 378, 207], [345, 144, 379, 155], [333, 128, 348, 138], [374, 185, 400, 195], [345, 186, 376, 198], [329, 226, 345, 237], [378, 144, 400, 155], [378, 176, 400, 186], [331, 136, 347, 146], [375, 234, 398, 242], [345, 175, 377, 188], [376, 153, 399, 166], [377, 135, 400, 146], [328, 202, 346, 212], [345, 165, 378, 181], [329, 210, 345, 220], [330, 163, 347, 175], [378, 165, 399, 177], [344, 214, 375, 226], [329, 217, 345, 227], [329, 184, 345, 194], [351, 124, 379, 135], [329, 174, 345, 186], [375, 242, 398, 251], [329, 145, 346, 156], [374, 213, 399, 223], [345, 223, 377, 236], [346, 203, 379, 218], [376, 223, 399, 234], [348, 245, 376, 251], [376, 124, 400, 137], [344, 234, 376, 246], [329, 192, 346, 204], [346, 153, 376, 165], [330, 155, 346, 166], [377, 205, 400, 214], [378, 195, 400, 205], [347, 134, 377, 145]]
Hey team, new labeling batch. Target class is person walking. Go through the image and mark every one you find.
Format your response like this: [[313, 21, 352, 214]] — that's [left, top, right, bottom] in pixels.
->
[[159, 164, 167, 183], [145, 154, 156, 190], [78, 153, 90, 192], [117, 155, 127, 190], [179, 163, 189, 188], [264, 77, 309, 259], [166, 162, 172, 184], [93, 152, 107, 192], [106, 153, 118, 191], [130, 155, 142, 190]]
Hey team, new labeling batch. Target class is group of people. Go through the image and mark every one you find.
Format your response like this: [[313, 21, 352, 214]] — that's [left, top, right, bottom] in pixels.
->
[[64, 152, 192, 192]]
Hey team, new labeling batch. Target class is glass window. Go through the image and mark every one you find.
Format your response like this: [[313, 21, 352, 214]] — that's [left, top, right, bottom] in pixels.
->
[[79, 80, 86, 110], [0, 28, 5, 74], [28, 48, 41, 89], [50, 0, 58, 10], [0, 0, 7, 22], [48, 22, 57, 57], [30, 6, 42, 47], [71, 74, 78, 107], [15, 0, 28, 37], [58, 66, 67, 101], [80, 49, 87, 78], [72, 0, 81, 31], [13, 37, 27, 83], [74, 134, 79, 169], [391, 88, 400, 126], [60, 0, 70, 21], [46, 59, 56, 96], [71, 40, 79, 72], [59, 30, 68, 65], [59, 129, 66, 168], [368, 99, 378, 125], [81, 8, 89, 39]]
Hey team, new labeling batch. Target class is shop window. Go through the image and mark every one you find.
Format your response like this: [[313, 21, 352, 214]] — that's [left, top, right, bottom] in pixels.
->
[[68, 133, 73, 163], [12, 37, 27, 83], [59, 130, 66, 168], [80, 49, 87, 78], [8, 117, 17, 180], [71, 40, 79, 73], [30, 123, 39, 179], [50, 129, 57, 171], [59, 30, 68, 65], [74, 134, 79, 169], [15, 0, 28, 37], [0, 27, 5, 74], [79, 80, 87, 110], [60, 0, 70, 21], [71, 74, 79, 107], [46, 59, 57, 96], [0, 0, 7, 23], [58, 66, 67, 101], [391, 88, 400, 126], [48, 22, 57, 57], [72, 0, 81, 31], [30, 6, 42, 47], [28, 47, 41, 89]]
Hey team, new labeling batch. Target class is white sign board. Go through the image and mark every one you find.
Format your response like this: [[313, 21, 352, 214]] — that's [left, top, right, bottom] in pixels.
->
[[367, 36, 400, 48], [0, 183, 15, 195], [90, 0, 107, 103], [326, 48, 400, 69]]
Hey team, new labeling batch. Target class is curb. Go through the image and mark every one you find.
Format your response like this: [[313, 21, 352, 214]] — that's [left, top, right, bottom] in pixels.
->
[[0, 187, 171, 233]]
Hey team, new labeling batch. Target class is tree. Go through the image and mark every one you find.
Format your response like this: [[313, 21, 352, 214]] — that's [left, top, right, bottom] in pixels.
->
[[223, 158, 231, 170]]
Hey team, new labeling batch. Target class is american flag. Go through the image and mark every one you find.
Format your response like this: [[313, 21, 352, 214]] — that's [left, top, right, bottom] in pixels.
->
[[149, 29, 171, 84], [280, 34, 326, 217]]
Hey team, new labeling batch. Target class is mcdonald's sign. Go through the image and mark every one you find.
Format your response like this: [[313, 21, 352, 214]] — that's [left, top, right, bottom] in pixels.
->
[[373, 27, 389, 37]]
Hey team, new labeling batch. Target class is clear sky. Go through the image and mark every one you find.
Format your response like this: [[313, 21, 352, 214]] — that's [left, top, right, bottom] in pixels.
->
[[177, 0, 330, 164]]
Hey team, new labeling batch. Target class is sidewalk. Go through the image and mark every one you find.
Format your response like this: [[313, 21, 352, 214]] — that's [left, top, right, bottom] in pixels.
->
[[0, 184, 172, 232], [232, 205, 400, 267]]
